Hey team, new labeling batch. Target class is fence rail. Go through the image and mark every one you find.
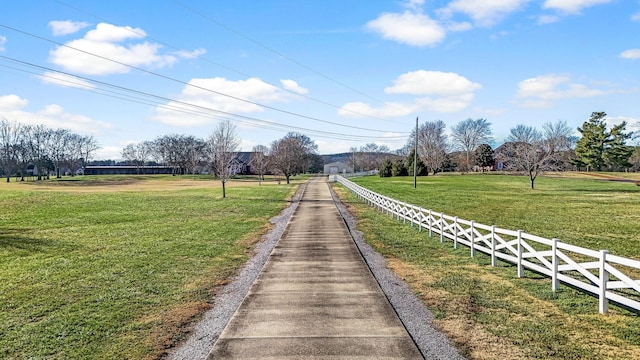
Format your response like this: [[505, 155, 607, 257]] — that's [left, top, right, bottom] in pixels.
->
[[335, 175, 640, 314]]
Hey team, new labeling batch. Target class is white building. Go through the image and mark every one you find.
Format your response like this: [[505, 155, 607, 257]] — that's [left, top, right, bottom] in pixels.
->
[[323, 162, 353, 175]]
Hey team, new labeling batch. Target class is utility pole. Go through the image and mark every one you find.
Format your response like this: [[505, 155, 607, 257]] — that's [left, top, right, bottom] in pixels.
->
[[414, 116, 418, 189]]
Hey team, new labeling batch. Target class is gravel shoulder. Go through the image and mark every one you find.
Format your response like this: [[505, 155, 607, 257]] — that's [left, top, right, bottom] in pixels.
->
[[167, 179, 464, 360]]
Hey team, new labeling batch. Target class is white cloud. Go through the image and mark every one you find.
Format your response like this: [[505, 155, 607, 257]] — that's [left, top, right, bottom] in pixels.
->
[[404, 0, 425, 11], [516, 74, 608, 107], [620, 49, 640, 60], [366, 11, 446, 47], [633, 12, 640, 21], [338, 101, 421, 118], [38, 71, 96, 89], [417, 93, 476, 112], [340, 70, 481, 118], [537, 15, 560, 24], [49, 20, 90, 36], [0, 35, 6, 51], [606, 116, 640, 131], [606, 116, 640, 144], [0, 94, 113, 134], [94, 146, 123, 160], [446, 21, 473, 32], [280, 79, 309, 95], [48, 23, 201, 75], [175, 48, 207, 59], [0, 94, 29, 110], [85, 23, 145, 42], [385, 70, 482, 96], [542, 0, 612, 14], [437, 0, 531, 27], [153, 77, 305, 126]]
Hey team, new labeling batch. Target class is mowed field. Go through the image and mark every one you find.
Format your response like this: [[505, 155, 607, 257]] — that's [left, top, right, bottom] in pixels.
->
[[0, 175, 299, 359], [335, 173, 640, 360]]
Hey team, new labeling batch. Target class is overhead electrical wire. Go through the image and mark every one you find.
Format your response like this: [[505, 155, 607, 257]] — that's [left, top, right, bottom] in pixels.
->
[[0, 56, 406, 142], [171, 0, 412, 123], [0, 23, 409, 137], [53, 0, 401, 123], [171, 1, 395, 109]]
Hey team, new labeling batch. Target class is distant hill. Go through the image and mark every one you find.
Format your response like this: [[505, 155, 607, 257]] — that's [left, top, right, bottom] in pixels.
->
[[320, 152, 403, 165]]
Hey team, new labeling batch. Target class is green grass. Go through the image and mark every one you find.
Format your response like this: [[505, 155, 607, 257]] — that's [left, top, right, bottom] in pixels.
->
[[0, 176, 297, 359], [334, 173, 640, 360], [351, 173, 640, 258]]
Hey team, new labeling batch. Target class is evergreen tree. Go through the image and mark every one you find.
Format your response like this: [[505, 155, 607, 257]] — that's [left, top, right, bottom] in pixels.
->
[[575, 112, 634, 171], [392, 159, 408, 176], [379, 159, 393, 177], [575, 112, 609, 171], [474, 143, 494, 171], [605, 122, 633, 170], [405, 148, 428, 176]]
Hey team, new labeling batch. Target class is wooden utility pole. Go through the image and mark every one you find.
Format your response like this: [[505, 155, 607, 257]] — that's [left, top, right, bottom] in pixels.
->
[[414, 116, 418, 189]]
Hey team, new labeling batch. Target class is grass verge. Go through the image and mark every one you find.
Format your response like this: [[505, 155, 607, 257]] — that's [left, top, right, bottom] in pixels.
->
[[0, 176, 298, 359], [333, 173, 640, 360]]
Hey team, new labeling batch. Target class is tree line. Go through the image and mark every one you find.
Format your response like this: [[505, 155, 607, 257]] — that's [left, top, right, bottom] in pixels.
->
[[377, 113, 638, 189], [118, 121, 319, 196], [0, 118, 99, 182], [2, 112, 637, 190]]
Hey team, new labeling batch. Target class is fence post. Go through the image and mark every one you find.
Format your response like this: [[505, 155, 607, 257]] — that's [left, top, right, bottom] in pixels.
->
[[491, 225, 497, 267], [428, 210, 433, 237], [599, 250, 609, 314], [517, 230, 523, 278], [454, 217, 458, 250], [470, 221, 475, 257], [418, 209, 423, 232], [402, 203, 406, 223], [552, 238, 559, 291], [440, 215, 444, 242]]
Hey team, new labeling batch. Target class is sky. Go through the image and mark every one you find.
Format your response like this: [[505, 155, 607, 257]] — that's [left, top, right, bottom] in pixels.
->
[[1, 0, 639, 159]]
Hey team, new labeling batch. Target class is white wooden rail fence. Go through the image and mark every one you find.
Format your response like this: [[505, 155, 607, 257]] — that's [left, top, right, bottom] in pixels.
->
[[334, 175, 640, 314]]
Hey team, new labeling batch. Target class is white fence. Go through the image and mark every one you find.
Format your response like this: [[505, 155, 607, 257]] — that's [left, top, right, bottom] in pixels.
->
[[335, 175, 640, 314]]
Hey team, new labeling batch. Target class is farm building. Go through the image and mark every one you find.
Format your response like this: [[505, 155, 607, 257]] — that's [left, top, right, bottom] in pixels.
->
[[323, 162, 353, 175]]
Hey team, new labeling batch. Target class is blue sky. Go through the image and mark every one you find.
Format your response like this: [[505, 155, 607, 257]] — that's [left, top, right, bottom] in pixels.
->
[[1, 0, 639, 159]]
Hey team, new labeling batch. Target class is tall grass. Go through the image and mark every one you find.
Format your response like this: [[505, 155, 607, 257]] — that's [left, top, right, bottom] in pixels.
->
[[0, 177, 296, 359]]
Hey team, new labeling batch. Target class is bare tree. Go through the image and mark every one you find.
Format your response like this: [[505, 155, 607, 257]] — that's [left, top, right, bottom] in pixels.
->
[[251, 144, 269, 183], [269, 132, 317, 184], [0, 119, 100, 180], [208, 120, 240, 198], [48, 129, 70, 178], [182, 136, 206, 175], [451, 118, 492, 172], [122, 142, 150, 174], [500, 120, 572, 189], [0, 118, 22, 182], [348, 146, 363, 173], [508, 124, 539, 144], [24, 125, 52, 180], [417, 120, 449, 174]]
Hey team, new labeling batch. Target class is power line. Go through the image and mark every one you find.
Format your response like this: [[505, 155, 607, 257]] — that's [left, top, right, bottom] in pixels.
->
[[0, 23, 409, 136], [53, 0, 406, 124], [0, 56, 406, 143], [172, 1, 388, 105]]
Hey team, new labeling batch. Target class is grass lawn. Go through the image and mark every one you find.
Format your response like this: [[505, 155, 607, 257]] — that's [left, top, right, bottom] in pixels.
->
[[351, 172, 640, 258], [0, 175, 300, 359], [334, 173, 640, 360]]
